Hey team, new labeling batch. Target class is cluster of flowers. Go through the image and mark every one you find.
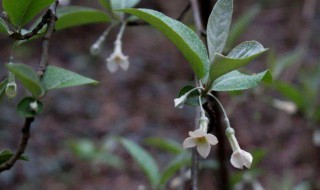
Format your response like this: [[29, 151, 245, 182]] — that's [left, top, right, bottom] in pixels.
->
[[175, 89, 253, 169], [90, 22, 129, 73]]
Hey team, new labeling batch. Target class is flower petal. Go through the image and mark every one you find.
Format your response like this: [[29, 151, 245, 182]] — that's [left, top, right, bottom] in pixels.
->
[[174, 96, 185, 108], [240, 150, 253, 169], [119, 56, 129, 70], [189, 129, 205, 138], [230, 149, 253, 169], [197, 142, 211, 158], [230, 151, 244, 169], [106, 59, 119, 73], [183, 137, 197, 148], [205, 134, 218, 145]]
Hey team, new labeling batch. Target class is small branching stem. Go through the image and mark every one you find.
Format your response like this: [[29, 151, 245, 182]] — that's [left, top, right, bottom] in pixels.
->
[[0, 1, 59, 173], [37, 0, 59, 78], [0, 118, 34, 173]]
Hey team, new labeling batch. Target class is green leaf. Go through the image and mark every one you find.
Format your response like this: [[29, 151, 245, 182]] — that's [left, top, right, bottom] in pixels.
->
[[225, 5, 260, 51], [273, 81, 305, 109], [98, 0, 112, 10], [0, 78, 9, 103], [211, 70, 270, 91], [2, 0, 55, 27], [17, 97, 43, 118], [6, 64, 44, 97], [208, 41, 268, 88], [207, 0, 233, 60], [121, 138, 160, 187], [0, 149, 29, 165], [121, 8, 209, 80], [144, 137, 183, 155], [67, 139, 97, 160], [55, 6, 111, 30], [159, 153, 190, 186], [270, 49, 303, 79], [0, 18, 11, 35], [41, 66, 98, 91]]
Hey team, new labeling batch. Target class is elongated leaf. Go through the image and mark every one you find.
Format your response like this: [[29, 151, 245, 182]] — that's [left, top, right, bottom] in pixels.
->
[[207, 0, 233, 60], [0, 79, 9, 102], [271, 49, 303, 79], [226, 5, 260, 50], [208, 41, 268, 87], [159, 153, 190, 186], [6, 64, 44, 97], [41, 66, 98, 91], [55, 6, 110, 30], [0, 149, 29, 165], [0, 18, 10, 35], [211, 70, 270, 91], [121, 138, 160, 187], [121, 8, 209, 80], [273, 81, 305, 109], [2, 0, 55, 27], [144, 137, 183, 155], [98, 0, 112, 10]]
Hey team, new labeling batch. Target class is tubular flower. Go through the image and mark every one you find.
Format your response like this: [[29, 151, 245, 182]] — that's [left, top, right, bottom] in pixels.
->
[[226, 127, 253, 169], [106, 40, 129, 73], [183, 129, 218, 158]]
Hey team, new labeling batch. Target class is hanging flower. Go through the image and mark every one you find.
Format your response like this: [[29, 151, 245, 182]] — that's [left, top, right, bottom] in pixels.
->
[[183, 129, 218, 158], [225, 127, 253, 169], [174, 87, 203, 109], [174, 93, 189, 109], [106, 40, 129, 73]]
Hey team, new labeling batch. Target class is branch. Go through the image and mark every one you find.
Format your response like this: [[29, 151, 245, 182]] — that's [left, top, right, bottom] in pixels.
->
[[0, 1, 59, 174], [190, 0, 229, 189], [10, 10, 52, 40], [37, 0, 59, 77], [0, 118, 34, 173]]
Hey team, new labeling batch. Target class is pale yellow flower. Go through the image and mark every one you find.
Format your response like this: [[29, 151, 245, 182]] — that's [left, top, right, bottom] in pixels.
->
[[106, 40, 129, 73], [226, 127, 253, 169], [183, 129, 218, 158]]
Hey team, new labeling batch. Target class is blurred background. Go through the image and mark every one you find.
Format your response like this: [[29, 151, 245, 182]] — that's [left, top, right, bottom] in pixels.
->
[[0, 0, 319, 189]]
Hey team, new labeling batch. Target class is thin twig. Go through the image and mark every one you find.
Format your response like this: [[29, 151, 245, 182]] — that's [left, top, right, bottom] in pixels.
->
[[177, 2, 191, 21], [0, 1, 59, 173], [190, 0, 230, 189], [10, 10, 52, 40], [37, 0, 59, 77], [0, 118, 34, 173], [189, 0, 204, 189]]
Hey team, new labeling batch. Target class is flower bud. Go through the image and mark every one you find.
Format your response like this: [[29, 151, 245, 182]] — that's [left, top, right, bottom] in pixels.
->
[[5, 82, 17, 99], [90, 43, 102, 56], [29, 101, 39, 112]]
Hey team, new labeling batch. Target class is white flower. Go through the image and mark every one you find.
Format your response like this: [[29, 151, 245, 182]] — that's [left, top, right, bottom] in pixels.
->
[[106, 40, 129, 73], [174, 87, 203, 109], [5, 82, 17, 99], [90, 43, 102, 56], [174, 93, 188, 109], [313, 130, 320, 146], [183, 129, 218, 158], [226, 127, 253, 169]]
